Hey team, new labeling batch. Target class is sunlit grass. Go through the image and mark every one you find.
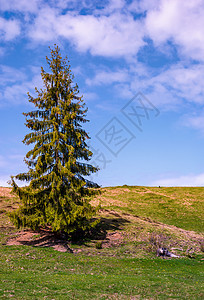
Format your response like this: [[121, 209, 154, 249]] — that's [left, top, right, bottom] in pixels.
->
[[0, 186, 203, 299], [99, 186, 204, 233], [0, 245, 203, 299]]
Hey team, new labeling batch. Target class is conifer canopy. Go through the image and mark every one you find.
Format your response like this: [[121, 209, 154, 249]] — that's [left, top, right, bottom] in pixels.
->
[[9, 45, 99, 235]]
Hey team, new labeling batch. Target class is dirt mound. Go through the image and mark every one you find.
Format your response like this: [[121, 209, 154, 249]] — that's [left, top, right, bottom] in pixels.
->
[[6, 229, 73, 253], [6, 228, 125, 253], [102, 232, 124, 248]]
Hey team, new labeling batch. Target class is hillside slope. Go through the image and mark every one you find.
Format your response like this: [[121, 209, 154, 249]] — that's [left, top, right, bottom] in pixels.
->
[[0, 186, 203, 257], [0, 186, 203, 299]]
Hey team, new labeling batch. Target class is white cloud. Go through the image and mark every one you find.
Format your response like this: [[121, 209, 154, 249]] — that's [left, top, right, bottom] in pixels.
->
[[2, 74, 42, 106], [60, 13, 146, 57], [82, 92, 98, 102], [0, 66, 43, 106], [128, 0, 160, 14], [1, 0, 204, 63], [181, 112, 204, 134], [146, 0, 204, 61], [49, 0, 75, 9], [28, 7, 58, 42], [127, 62, 204, 109], [86, 69, 129, 86], [28, 9, 146, 57], [0, 0, 40, 13], [83, 60, 204, 110], [71, 65, 82, 76], [112, 83, 134, 100], [101, 0, 126, 14], [1, 0, 204, 114], [152, 173, 204, 187], [0, 17, 21, 41], [0, 65, 26, 85]]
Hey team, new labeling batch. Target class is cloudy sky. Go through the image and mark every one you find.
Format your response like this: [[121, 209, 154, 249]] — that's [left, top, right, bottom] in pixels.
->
[[1, 0, 204, 187]]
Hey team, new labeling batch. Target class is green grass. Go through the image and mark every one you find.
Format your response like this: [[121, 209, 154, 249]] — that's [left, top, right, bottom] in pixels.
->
[[100, 186, 204, 233], [0, 186, 203, 299], [0, 245, 203, 299]]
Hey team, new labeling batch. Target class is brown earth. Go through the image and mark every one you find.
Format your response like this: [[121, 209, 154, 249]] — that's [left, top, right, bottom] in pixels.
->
[[0, 187, 15, 198], [5, 225, 125, 253], [6, 229, 74, 253], [1, 187, 203, 256]]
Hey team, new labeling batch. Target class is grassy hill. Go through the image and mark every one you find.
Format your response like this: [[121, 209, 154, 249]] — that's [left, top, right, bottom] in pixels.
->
[[0, 186, 203, 299], [96, 186, 204, 232]]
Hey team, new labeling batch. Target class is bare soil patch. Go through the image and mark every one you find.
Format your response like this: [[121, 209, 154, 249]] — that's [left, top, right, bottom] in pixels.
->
[[6, 229, 73, 253], [102, 232, 124, 248], [0, 187, 14, 198], [4, 209, 204, 255], [2, 187, 203, 256], [6, 227, 125, 253]]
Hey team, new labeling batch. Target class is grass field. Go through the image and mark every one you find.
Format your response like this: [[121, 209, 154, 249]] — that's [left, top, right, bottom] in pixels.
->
[[0, 186, 203, 299]]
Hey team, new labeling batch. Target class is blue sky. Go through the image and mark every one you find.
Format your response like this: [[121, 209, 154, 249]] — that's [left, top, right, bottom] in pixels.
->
[[1, 0, 204, 187]]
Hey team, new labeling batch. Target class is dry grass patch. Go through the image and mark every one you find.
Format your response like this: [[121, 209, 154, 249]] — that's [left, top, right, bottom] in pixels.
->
[[0, 187, 14, 198], [1, 185, 204, 258]]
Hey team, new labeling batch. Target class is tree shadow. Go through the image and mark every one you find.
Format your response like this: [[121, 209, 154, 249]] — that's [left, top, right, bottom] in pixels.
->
[[6, 212, 130, 251], [71, 213, 130, 244], [19, 232, 55, 247]]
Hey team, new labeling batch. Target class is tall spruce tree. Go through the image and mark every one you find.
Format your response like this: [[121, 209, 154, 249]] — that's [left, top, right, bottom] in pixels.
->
[[9, 45, 99, 235]]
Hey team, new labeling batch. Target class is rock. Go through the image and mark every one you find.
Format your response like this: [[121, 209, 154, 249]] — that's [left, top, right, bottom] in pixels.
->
[[157, 247, 179, 258]]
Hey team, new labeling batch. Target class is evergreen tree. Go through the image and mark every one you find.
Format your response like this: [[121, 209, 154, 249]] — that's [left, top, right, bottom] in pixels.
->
[[9, 45, 99, 235]]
